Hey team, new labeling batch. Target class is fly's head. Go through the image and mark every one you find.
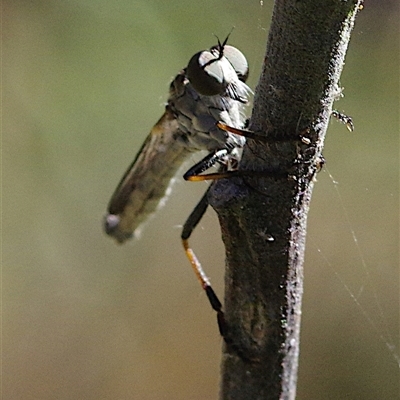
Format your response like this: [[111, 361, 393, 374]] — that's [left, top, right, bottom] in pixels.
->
[[186, 35, 250, 103]]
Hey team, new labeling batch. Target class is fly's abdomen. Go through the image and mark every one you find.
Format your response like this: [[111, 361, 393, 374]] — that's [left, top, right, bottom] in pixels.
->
[[104, 109, 192, 243]]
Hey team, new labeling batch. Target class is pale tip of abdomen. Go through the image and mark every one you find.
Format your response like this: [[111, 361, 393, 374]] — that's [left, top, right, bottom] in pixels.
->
[[103, 214, 133, 244]]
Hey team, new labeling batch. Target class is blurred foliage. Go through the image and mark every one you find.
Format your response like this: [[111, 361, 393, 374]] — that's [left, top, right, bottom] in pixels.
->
[[3, 1, 399, 399]]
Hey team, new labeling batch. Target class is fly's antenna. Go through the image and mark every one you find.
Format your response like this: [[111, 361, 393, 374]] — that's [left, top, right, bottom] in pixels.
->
[[213, 27, 235, 59]]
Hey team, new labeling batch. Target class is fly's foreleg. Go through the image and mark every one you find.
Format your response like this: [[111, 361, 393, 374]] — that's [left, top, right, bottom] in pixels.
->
[[217, 121, 312, 143], [181, 187, 228, 338], [331, 110, 354, 131]]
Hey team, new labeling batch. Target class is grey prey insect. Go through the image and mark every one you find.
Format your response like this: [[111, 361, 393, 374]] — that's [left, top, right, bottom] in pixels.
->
[[104, 37, 251, 344]]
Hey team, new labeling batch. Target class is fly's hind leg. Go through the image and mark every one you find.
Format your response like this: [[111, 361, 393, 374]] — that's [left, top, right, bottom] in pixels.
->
[[182, 186, 259, 361], [181, 186, 228, 339]]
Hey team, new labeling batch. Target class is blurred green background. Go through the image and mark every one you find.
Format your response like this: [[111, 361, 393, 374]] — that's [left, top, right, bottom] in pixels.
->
[[3, 1, 399, 399]]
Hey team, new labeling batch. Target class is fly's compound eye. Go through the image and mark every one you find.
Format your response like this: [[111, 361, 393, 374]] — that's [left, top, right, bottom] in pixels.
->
[[210, 44, 249, 83], [186, 44, 250, 103], [186, 50, 235, 97]]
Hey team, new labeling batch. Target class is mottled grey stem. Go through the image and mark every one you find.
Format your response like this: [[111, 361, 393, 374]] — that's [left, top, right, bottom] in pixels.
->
[[209, 1, 363, 399]]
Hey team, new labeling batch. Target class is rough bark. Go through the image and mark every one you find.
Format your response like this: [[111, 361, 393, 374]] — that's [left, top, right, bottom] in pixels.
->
[[208, 1, 363, 399]]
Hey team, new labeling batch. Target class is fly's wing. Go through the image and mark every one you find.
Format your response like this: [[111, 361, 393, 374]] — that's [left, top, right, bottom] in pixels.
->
[[104, 107, 192, 243]]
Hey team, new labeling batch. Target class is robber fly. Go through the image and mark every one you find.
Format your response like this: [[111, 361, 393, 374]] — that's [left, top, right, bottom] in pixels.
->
[[104, 36, 252, 343], [103, 36, 354, 346]]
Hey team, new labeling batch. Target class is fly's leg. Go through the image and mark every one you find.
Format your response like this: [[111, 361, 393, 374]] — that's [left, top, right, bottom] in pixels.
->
[[181, 125, 305, 358], [183, 128, 299, 183], [331, 110, 354, 131], [182, 150, 230, 337], [218, 112, 354, 139], [184, 120, 313, 183], [181, 147, 268, 361], [217, 121, 312, 143], [216, 122, 275, 141], [181, 187, 228, 339], [181, 145, 282, 359], [182, 151, 248, 347], [183, 149, 242, 182], [182, 189, 251, 360], [217, 118, 351, 178]]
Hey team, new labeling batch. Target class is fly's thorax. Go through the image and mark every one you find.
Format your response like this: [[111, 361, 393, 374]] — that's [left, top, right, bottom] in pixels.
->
[[168, 72, 248, 152]]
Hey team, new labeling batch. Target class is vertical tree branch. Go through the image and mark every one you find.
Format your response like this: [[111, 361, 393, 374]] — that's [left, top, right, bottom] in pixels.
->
[[209, 1, 363, 399]]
